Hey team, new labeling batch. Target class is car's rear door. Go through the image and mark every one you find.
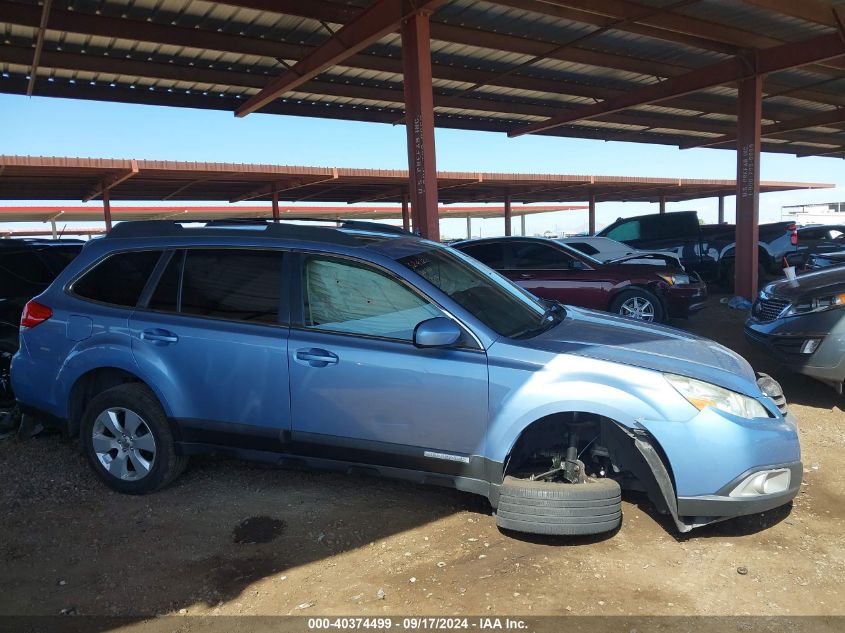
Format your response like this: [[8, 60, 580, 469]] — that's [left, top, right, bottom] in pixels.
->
[[286, 252, 488, 473], [129, 248, 290, 451]]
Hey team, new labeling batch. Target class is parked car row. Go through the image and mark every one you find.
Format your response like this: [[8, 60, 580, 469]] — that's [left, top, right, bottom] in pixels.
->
[[596, 210, 798, 290], [9, 220, 800, 539], [453, 236, 707, 324]]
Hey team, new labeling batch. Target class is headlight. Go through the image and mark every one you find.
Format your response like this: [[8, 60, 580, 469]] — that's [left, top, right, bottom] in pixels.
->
[[657, 272, 690, 285], [785, 293, 845, 315], [665, 374, 770, 419]]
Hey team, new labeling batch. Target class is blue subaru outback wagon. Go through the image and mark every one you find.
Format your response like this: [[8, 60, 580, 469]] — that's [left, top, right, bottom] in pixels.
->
[[12, 220, 801, 536]]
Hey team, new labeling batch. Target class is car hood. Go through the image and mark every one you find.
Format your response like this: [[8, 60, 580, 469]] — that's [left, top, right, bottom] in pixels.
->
[[764, 264, 845, 300], [519, 306, 759, 396]]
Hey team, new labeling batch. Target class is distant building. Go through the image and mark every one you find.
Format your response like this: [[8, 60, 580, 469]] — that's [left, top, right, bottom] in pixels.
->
[[782, 201, 845, 225]]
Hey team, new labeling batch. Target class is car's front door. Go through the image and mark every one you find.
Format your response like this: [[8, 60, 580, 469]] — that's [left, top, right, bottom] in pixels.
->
[[287, 253, 488, 473], [129, 248, 290, 450]]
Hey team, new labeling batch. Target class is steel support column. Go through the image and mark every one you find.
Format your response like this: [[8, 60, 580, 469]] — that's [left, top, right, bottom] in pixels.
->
[[521, 214, 526, 236], [504, 191, 512, 236], [659, 195, 666, 214], [466, 215, 472, 239], [718, 195, 725, 224], [50, 220, 57, 239], [401, 11, 439, 241], [588, 190, 596, 234], [102, 188, 112, 231], [735, 75, 763, 299], [271, 190, 280, 222], [401, 193, 410, 231]]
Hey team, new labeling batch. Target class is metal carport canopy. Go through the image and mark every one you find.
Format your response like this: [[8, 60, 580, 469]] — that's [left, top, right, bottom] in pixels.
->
[[3, 0, 845, 297], [0, 156, 830, 205], [1, 0, 844, 159]]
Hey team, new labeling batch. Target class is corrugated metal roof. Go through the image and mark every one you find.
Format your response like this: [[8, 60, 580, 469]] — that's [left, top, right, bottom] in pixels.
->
[[0, 0, 843, 158]]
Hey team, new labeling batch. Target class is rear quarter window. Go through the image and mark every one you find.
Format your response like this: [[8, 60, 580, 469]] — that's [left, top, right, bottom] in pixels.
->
[[72, 250, 162, 307]]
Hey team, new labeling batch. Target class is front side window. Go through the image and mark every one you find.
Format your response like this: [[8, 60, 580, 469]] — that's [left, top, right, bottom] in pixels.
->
[[396, 246, 552, 338], [73, 250, 161, 307], [303, 257, 441, 341]]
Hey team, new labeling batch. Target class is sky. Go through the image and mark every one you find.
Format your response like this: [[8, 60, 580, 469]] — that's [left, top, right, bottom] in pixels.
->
[[1, 93, 843, 239]]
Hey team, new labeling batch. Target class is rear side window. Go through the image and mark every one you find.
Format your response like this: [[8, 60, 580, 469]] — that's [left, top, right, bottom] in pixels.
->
[[511, 242, 573, 269], [565, 241, 600, 256], [177, 249, 283, 324], [458, 242, 506, 269], [73, 251, 161, 307]]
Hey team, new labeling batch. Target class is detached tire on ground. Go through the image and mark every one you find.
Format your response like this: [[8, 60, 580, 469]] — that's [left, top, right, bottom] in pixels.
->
[[495, 476, 622, 536]]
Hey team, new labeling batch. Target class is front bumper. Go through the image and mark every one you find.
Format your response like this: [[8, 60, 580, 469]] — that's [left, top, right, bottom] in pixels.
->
[[661, 277, 709, 318], [745, 311, 845, 385], [677, 461, 802, 519]]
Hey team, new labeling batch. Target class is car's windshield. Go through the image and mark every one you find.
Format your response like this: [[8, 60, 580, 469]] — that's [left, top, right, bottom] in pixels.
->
[[553, 240, 605, 265], [394, 245, 558, 338]]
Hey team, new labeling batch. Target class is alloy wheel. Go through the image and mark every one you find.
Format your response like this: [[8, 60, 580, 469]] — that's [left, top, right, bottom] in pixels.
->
[[91, 407, 157, 480], [619, 296, 656, 322]]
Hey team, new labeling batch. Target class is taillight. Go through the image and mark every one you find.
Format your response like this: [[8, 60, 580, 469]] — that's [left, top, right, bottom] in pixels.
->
[[789, 223, 798, 246], [20, 300, 53, 329]]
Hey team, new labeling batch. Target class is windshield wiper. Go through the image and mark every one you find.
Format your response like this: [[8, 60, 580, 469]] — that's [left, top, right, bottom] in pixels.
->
[[511, 301, 565, 339]]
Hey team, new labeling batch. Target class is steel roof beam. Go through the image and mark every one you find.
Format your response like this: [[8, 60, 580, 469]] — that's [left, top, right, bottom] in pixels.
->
[[82, 161, 139, 202], [235, 0, 447, 117], [682, 108, 845, 150], [508, 31, 845, 137], [229, 172, 339, 203], [741, 0, 841, 28], [26, 0, 52, 96]]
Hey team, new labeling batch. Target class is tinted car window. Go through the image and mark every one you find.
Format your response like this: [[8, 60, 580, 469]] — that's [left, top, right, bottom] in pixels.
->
[[458, 242, 506, 268], [565, 241, 600, 256], [179, 250, 283, 324], [73, 250, 161, 307], [397, 247, 551, 338], [0, 250, 54, 298], [148, 251, 183, 313], [511, 242, 574, 269], [303, 257, 441, 341], [605, 220, 641, 241]]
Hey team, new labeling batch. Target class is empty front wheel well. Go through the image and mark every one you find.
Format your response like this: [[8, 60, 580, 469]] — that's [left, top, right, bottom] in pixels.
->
[[68, 368, 147, 437], [504, 412, 675, 515]]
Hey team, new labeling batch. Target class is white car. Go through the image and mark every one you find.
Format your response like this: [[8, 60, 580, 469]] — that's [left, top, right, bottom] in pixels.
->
[[559, 236, 684, 269]]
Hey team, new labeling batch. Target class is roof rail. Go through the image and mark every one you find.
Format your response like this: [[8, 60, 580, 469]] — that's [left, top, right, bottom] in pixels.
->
[[105, 219, 361, 246], [205, 216, 416, 237]]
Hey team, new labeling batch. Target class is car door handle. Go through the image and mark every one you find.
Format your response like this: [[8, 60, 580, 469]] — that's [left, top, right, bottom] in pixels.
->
[[519, 273, 535, 279], [295, 348, 339, 367], [140, 329, 179, 345]]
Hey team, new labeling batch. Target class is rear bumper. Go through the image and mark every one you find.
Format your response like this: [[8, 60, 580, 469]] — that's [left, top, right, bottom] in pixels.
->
[[677, 461, 802, 519]]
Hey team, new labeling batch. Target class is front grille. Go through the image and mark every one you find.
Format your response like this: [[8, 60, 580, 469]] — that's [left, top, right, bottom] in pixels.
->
[[753, 297, 790, 322]]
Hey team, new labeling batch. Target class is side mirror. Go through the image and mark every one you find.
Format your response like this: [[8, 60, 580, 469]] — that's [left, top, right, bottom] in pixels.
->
[[413, 317, 462, 348]]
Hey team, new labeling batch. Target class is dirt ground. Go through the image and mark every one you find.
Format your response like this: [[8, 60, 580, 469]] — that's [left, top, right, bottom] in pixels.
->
[[1, 298, 843, 622]]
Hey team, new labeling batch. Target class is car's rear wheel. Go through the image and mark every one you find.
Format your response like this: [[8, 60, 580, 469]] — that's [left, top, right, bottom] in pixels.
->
[[609, 288, 664, 323], [80, 383, 186, 494], [495, 475, 622, 536]]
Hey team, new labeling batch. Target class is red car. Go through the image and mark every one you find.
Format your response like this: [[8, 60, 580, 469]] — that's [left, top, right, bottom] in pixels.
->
[[454, 237, 707, 323]]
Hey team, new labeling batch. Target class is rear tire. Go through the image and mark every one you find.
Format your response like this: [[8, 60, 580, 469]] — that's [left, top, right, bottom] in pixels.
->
[[80, 383, 186, 494], [495, 476, 622, 536]]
